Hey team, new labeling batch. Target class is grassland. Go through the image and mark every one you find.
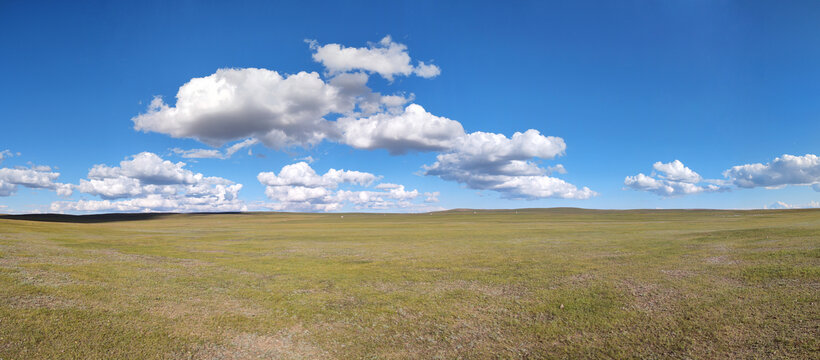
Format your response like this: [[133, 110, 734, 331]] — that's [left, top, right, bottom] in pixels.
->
[[0, 208, 817, 359]]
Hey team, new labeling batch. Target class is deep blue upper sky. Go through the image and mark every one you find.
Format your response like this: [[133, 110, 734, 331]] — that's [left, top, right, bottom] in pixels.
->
[[1, 0, 819, 213]]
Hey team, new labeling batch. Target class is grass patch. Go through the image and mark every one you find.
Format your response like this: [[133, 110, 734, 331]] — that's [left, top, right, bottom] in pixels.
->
[[0, 209, 818, 358]]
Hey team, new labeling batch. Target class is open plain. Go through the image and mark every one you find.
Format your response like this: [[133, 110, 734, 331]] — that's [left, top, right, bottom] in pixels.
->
[[0, 209, 818, 359]]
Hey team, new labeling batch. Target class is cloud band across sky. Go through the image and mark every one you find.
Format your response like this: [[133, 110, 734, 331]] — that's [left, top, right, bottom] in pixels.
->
[[625, 155, 820, 197], [130, 36, 594, 203]]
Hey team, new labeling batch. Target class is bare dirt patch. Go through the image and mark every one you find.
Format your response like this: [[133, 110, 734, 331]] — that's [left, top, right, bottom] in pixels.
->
[[549, 272, 596, 289], [621, 280, 679, 313], [660, 269, 694, 278], [13, 268, 80, 287], [185, 327, 328, 360], [152, 297, 264, 321], [705, 255, 740, 265], [369, 280, 528, 298], [5, 294, 79, 309]]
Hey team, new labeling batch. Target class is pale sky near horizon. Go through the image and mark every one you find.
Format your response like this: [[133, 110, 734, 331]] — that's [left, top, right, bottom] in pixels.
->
[[1, 0, 819, 213]]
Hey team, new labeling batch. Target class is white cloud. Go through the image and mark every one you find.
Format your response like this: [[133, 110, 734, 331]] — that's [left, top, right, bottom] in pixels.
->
[[258, 162, 377, 188], [765, 200, 820, 209], [77, 177, 147, 199], [0, 164, 73, 197], [624, 173, 719, 197], [624, 160, 724, 197], [723, 154, 820, 190], [423, 130, 594, 199], [171, 148, 222, 159], [258, 162, 430, 212], [337, 104, 465, 154], [295, 155, 316, 164], [325, 72, 410, 116], [51, 152, 244, 213], [0, 180, 16, 197], [414, 61, 441, 78], [88, 152, 201, 185], [309, 36, 440, 81], [0, 149, 13, 164], [133, 69, 349, 149], [129, 37, 594, 203], [767, 201, 792, 209], [653, 160, 701, 183], [547, 164, 567, 175], [383, 184, 419, 201], [491, 175, 596, 199], [627, 155, 820, 197], [131, 66, 419, 152], [444, 130, 566, 167], [172, 139, 259, 159]]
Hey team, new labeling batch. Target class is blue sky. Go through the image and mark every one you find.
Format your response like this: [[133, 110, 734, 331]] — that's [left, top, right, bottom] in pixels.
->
[[1, 0, 819, 213]]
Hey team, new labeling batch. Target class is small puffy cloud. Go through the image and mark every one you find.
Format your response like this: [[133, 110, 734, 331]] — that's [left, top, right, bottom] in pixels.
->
[[624, 173, 720, 197], [423, 130, 594, 199], [52, 152, 244, 213], [0, 164, 73, 197], [88, 152, 201, 185], [625, 160, 723, 197], [723, 154, 820, 190], [653, 160, 701, 183], [258, 162, 430, 212], [309, 36, 440, 81], [337, 104, 465, 154], [414, 61, 441, 78], [445, 130, 566, 167], [491, 175, 596, 199], [0, 166, 60, 189], [258, 162, 377, 189], [77, 177, 147, 199], [383, 184, 419, 201]]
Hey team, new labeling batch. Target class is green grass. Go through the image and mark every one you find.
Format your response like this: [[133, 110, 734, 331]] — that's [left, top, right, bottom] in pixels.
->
[[0, 208, 818, 359]]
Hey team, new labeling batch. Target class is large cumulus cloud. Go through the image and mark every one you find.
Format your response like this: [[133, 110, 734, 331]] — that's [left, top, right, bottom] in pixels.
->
[[133, 69, 346, 148]]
